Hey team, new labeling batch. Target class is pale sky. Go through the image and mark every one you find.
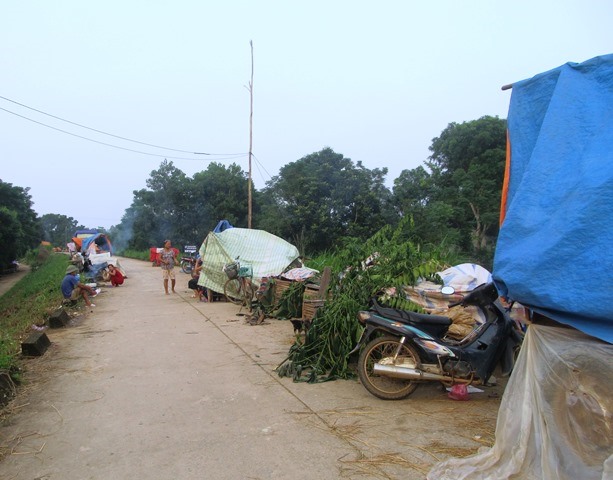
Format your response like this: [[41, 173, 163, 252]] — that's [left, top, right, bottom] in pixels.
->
[[1, 1, 611, 229]]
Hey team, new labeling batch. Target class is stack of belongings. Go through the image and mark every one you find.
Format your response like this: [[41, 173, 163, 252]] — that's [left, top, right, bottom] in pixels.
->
[[402, 263, 491, 341]]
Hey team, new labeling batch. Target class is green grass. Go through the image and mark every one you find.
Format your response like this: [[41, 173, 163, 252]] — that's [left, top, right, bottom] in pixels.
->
[[120, 249, 150, 261], [0, 253, 70, 375]]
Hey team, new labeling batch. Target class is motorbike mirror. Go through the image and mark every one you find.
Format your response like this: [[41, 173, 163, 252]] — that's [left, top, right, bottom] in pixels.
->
[[441, 286, 455, 295]]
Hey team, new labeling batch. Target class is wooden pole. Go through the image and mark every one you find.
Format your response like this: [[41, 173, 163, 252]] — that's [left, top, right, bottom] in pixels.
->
[[247, 41, 254, 229]]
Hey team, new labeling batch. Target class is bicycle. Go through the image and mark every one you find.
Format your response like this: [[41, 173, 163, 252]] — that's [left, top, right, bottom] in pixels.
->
[[223, 257, 256, 311]]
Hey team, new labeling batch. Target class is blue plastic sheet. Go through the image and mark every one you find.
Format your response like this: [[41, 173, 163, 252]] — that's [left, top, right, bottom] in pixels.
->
[[212, 219, 234, 233], [493, 55, 613, 343], [81, 233, 113, 255]]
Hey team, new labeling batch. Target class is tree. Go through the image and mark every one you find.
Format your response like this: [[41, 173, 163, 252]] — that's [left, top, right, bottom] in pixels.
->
[[263, 148, 396, 253], [111, 160, 190, 250], [112, 160, 252, 252], [394, 116, 507, 266], [427, 116, 506, 257], [0, 179, 41, 266], [40, 213, 80, 247], [190, 162, 251, 237]]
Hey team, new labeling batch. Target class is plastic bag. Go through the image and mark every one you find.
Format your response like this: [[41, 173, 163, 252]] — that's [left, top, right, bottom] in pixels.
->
[[447, 383, 470, 401]]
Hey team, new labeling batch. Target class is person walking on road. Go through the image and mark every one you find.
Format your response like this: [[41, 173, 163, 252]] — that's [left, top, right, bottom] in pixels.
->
[[160, 239, 179, 294]]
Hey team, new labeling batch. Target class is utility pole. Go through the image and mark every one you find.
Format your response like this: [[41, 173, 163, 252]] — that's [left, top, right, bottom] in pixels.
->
[[247, 40, 254, 229]]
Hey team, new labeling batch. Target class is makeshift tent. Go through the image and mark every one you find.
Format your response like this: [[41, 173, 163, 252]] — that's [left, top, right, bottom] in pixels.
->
[[81, 233, 113, 256], [197, 228, 299, 295], [429, 55, 613, 480]]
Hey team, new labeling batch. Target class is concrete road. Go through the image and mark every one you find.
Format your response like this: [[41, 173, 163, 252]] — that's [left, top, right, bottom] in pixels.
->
[[0, 258, 503, 479]]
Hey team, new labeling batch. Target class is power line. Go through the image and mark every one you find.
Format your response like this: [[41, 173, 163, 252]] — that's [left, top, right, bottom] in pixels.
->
[[0, 106, 247, 162], [251, 153, 274, 185], [0, 94, 247, 156]]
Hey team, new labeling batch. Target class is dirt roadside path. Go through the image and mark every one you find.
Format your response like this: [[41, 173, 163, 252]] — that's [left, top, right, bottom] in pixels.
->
[[0, 263, 30, 298], [0, 258, 503, 479]]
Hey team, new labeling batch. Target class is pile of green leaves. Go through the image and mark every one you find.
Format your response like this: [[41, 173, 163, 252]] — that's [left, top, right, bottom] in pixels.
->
[[277, 218, 450, 383], [270, 280, 305, 319]]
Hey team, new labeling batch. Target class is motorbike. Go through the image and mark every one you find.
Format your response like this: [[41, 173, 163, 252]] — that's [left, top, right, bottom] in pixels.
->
[[351, 282, 523, 400]]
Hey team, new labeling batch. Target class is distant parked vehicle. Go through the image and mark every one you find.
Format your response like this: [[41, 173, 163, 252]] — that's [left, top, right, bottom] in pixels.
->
[[1, 261, 19, 275], [180, 245, 198, 274]]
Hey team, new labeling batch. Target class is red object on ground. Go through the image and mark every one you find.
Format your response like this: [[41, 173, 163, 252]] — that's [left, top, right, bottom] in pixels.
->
[[448, 384, 470, 401]]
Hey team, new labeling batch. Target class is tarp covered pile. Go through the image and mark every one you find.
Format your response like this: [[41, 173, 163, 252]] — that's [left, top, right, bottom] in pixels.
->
[[197, 227, 300, 295], [493, 54, 613, 343]]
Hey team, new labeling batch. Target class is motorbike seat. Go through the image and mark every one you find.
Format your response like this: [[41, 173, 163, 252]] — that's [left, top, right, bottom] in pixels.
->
[[372, 300, 452, 327]]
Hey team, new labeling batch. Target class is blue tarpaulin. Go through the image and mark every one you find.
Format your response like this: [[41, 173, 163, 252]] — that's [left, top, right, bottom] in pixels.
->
[[493, 54, 613, 344], [81, 233, 113, 255], [213, 219, 234, 233]]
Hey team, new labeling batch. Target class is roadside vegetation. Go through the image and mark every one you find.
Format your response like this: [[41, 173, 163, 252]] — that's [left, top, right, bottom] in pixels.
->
[[277, 219, 462, 382], [0, 250, 68, 381], [103, 115, 505, 270], [120, 249, 150, 261], [4, 115, 506, 273]]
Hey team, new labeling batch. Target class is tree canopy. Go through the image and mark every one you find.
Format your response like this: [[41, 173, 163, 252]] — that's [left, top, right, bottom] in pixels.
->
[[40, 214, 82, 248], [260, 148, 396, 252], [0, 179, 41, 266], [111, 160, 252, 251], [7, 115, 507, 270], [394, 116, 507, 267]]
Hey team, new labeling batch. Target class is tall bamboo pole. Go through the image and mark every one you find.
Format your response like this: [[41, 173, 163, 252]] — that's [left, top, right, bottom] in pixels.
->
[[247, 40, 254, 229]]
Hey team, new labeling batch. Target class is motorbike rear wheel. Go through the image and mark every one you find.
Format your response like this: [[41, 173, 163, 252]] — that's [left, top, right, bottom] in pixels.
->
[[181, 259, 193, 274], [357, 335, 421, 400]]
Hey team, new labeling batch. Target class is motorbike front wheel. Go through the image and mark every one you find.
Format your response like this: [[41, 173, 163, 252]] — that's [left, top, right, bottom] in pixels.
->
[[357, 335, 421, 400], [181, 260, 193, 274]]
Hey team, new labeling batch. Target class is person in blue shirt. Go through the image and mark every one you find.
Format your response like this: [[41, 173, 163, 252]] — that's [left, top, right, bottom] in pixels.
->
[[61, 265, 99, 307]]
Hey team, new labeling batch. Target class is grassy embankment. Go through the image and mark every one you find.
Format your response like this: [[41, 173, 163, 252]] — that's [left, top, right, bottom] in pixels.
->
[[0, 251, 71, 378]]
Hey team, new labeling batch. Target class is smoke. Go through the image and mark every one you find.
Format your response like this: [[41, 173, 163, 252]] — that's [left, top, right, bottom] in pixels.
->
[[109, 216, 134, 253]]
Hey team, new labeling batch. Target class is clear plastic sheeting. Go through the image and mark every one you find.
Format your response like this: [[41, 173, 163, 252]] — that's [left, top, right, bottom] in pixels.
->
[[427, 324, 613, 480]]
